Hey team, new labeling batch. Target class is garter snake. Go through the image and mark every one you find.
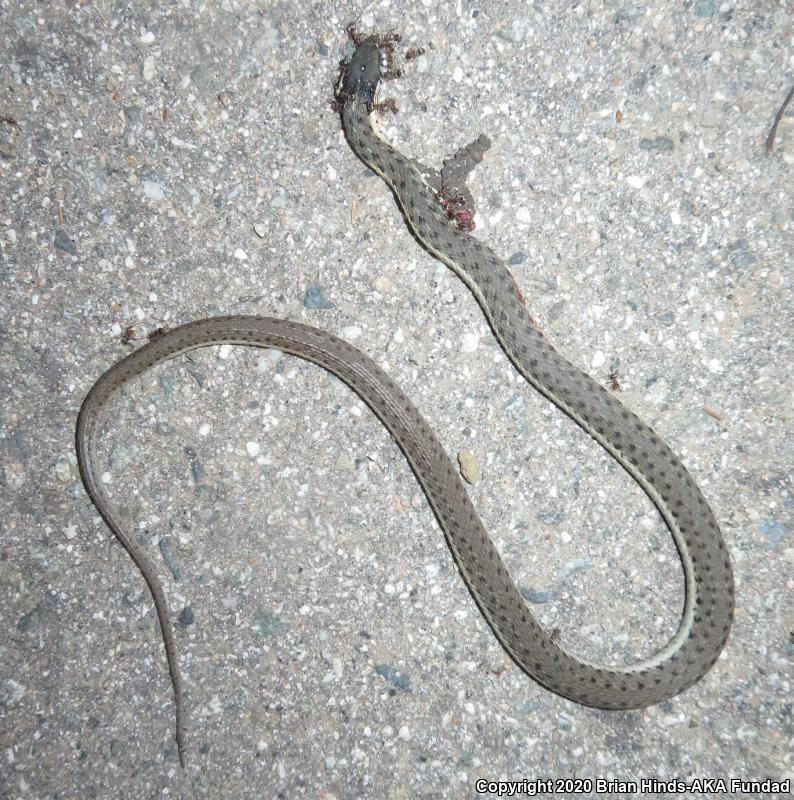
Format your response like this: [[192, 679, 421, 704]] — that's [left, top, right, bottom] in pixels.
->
[[75, 34, 734, 766]]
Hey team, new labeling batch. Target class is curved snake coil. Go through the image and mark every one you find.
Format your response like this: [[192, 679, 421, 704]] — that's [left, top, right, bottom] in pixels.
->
[[75, 35, 733, 766]]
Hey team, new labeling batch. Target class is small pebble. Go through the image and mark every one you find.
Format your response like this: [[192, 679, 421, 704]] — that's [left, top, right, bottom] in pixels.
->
[[707, 358, 723, 373], [374, 276, 392, 293], [374, 664, 410, 691], [460, 333, 479, 353], [694, 0, 716, 16], [340, 325, 362, 341], [303, 285, 335, 309], [54, 455, 72, 482], [142, 55, 156, 80], [54, 229, 77, 255], [142, 180, 165, 201], [457, 449, 481, 484], [255, 609, 283, 637], [639, 136, 674, 152]]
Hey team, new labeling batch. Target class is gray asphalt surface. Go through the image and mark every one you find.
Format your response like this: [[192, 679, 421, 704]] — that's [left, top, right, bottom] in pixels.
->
[[1, 2, 792, 798]]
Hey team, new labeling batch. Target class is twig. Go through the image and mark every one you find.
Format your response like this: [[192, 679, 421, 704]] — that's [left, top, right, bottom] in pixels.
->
[[765, 81, 794, 156]]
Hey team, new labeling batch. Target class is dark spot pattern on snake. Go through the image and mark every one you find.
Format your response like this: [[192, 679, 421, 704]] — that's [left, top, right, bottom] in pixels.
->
[[74, 34, 734, 766]]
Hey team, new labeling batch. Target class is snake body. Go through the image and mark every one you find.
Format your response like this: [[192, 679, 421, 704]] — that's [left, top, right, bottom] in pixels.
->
[[76, 35, 733, 765]]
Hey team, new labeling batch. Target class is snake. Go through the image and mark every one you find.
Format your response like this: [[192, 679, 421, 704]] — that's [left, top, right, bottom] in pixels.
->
[[75, 34, 734, 766]]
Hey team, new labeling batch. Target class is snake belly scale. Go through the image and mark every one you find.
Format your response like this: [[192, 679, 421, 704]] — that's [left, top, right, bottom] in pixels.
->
[[75, 35, 733, 765]]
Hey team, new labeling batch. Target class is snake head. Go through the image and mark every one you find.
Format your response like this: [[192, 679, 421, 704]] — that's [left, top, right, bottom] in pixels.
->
[[338, 36, 383, 110]]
